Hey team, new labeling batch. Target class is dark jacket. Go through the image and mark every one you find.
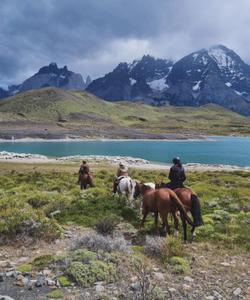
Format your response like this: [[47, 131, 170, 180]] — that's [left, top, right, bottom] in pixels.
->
[[168, 165, 186, 188], [79, 164, 90, 174]]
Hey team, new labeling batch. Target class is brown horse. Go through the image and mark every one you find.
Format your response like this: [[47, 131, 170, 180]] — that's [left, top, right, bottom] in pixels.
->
[[155, 182, 203, 240], [79, 173, 94, 190], [135, 183, 194, 242]]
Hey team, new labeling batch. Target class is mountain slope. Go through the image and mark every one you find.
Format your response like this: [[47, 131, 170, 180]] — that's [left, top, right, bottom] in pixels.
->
[[0, 87, 249, 139]]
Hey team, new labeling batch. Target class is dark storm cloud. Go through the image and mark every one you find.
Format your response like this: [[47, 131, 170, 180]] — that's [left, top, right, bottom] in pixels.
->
[[1, 0, 250, 87]]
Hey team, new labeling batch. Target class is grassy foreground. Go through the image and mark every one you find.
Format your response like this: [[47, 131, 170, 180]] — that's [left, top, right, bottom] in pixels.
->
[[0, 161, 249, 251]]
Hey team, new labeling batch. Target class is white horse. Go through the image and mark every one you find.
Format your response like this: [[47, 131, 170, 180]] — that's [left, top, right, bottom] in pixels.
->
[[116, 176, 155, 206]]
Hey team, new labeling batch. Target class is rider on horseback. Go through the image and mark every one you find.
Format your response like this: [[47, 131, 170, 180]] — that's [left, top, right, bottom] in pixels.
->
[[117, 162, 128, 177], [113, 162, 129, 193], [165, 157, 186, 189], [78, 160, 91, 184]]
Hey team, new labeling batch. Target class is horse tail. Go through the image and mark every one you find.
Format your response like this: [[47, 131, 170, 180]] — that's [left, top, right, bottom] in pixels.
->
[[171, 193, 194, 226], [190, 194, 203, 226]]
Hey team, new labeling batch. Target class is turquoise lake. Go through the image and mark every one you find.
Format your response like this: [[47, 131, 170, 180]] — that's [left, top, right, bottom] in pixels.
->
[[0, 137, 250, 167]]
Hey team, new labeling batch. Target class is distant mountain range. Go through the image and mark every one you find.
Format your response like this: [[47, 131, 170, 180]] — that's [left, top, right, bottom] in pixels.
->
[[1, 63, 92, 97], [87, 45, 250, 115], [1, 45, 250, 115]]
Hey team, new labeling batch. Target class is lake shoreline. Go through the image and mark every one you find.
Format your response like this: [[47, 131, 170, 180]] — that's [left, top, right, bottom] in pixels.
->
[[0, 151, 249, 172]]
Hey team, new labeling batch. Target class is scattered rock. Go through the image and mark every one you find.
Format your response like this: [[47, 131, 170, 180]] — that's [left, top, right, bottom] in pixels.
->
[[183, 284, 191, 290], [95, 284, 105, 294], [220, 262, 231, 267], [35, 275, 46, 287], [130, 282, 141, 291], [0, 297, 16, 300], [153, 272, 165, 281], [46, 278, 56, 286], [233, 288, 241, 296], [184, 276, 194, 283], [0, 261, 10, 268]]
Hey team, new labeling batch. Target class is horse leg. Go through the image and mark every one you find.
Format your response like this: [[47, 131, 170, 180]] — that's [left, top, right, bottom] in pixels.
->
[[191, 226, 196, 242], [80, 180, 83, 190], [160, 212, 170, 236], [140, 209, 148, 229], [173, 212, 179, 237], [154, 211, 159, 235], [180, 214, 188, 243]]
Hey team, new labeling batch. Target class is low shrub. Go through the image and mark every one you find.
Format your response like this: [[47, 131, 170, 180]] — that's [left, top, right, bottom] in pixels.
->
[[95, 216, 119, 236], [68, 260, 117, 287], [32, 254, 55, 270], [169, 256, 190, 274], [47, 289, 64, 299], [57, 275, 72, 287], [17, 263, 32, 273], [71, 232, 131, 254], [144, 236, 165, 257], [161, 236, 185, 261]]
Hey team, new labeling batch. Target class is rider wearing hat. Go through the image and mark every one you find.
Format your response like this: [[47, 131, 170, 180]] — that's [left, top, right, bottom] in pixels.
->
[[113, 162, 129, 193], [116, 162, 129, 177], [165, 157, 186, 189]]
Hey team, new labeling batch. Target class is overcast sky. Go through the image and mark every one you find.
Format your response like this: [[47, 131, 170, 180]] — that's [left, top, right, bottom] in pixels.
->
[[1, 0, 250, 87]]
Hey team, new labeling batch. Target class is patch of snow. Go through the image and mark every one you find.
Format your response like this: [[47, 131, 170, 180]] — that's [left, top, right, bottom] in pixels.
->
[[148, 78, 169, 91], [129, 78, 137, 86], [192, 81, 201, 91], [225, 82, 232, 87], [186, 70, 191, 73], [128, 60, 139, 71], [208, 46, 236, 71], [240, 77, 245, 80], [234, 90, 243, 96], [197, 69, 201, 72], [193, 53, 198, 61], [202, 56, 208, 65], [60, 75, 66, 79]]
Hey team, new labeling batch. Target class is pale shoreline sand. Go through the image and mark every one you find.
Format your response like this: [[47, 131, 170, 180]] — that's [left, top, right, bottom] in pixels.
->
[[0, 137, 214, 142], [0, 151, 249, 172]]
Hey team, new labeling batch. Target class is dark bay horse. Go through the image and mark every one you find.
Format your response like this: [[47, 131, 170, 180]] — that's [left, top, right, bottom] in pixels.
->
[[174, 187, 203, 239], [155, 182, 203, 240], [79, 173, 94, 190], [135, 183, 194, 242]]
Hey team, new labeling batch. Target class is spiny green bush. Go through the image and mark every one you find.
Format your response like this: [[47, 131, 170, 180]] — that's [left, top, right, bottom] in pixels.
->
[[68, 260, 117, 287]]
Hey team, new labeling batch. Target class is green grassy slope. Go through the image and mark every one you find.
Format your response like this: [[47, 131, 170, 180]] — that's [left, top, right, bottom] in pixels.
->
[[0, 87, 249, 135]]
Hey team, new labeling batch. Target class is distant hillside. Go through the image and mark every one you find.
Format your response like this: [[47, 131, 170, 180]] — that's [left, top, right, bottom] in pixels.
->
[[0, 87, 249, 139]]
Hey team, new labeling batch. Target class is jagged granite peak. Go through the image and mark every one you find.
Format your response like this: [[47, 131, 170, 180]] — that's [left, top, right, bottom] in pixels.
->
[[15, 63, 86, 93], [87, 55, 173, 102]]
